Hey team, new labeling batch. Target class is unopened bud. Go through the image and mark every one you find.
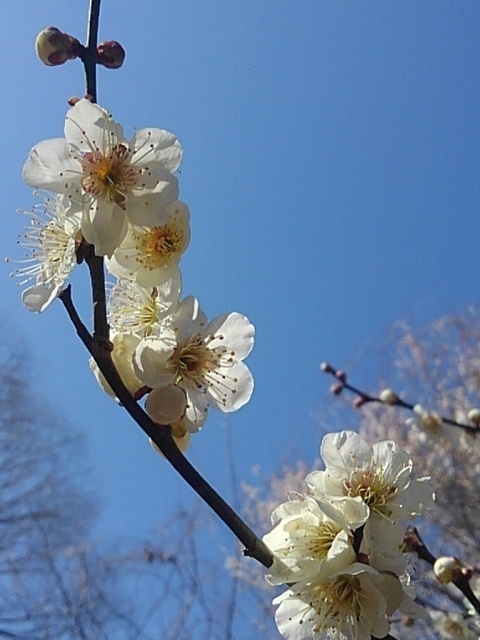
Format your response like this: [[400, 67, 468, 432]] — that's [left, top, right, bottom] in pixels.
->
[[320, 361, 334, 374], [468, 408, 480, 426], [412, 404, 443, 434], [330, 383, 344, 396], [145, 385, 187, 425], [353, 396, 367, 408], [35, 27, 81, 66], [335, 370, 346, 383], [379, 388, 399, 405], [97, 40, 125, 69], [434, 556, 463, 584]]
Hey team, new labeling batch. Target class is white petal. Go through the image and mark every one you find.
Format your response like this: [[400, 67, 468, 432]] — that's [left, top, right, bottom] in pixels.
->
[[321, 430, 372, 475], [22, 283, 60, 312], [174, 297, 208, 340], [205, 312, 255, 360], [133, 335, 176, 388], [207, 360, 254, 412], [274, 591, 317, 640], [146, 385, 187, 425], [65, 99, 125, 151], [184, 390, 209, 432], [81, 202, 128, 257], [22, 138, 78, 191], [136, 264, 181, 290], [131, 128, 183, 173], [125, 188, 175, 227]]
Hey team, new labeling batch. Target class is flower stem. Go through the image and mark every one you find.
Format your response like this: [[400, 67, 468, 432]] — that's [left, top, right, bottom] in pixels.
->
[[84, 0, 101, 101]]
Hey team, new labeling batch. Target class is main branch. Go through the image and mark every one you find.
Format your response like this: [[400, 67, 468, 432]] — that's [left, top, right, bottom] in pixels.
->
[[59, 0, 274, 570]]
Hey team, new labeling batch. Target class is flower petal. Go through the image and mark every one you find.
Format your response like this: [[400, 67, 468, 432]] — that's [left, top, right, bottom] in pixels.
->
[[22, 138, 78, 191], [131, 127, 183, 173]]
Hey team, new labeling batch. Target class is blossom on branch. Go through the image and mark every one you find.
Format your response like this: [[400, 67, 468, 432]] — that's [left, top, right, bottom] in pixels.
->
[[133, 296, 255, 432], [263, 431, 432, 640], [22, 99, 182, 256], [307, 430, 434, 567], [106, 200, 190, 288], [273, 564, 405, 640], [107, 276, 181, 337], [8, 193, 80, 312]]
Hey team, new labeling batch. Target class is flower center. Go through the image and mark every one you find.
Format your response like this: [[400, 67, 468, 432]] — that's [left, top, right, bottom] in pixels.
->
[[41, 220, 71, 264], [310, 575, 362, 635], [131, 220, 185, 270], [168, 334, 217, 388], [108, 284, 161, 336], [81, 144, 140, 209], [307, 522, 341, 560], [343, 468, 397, 516]]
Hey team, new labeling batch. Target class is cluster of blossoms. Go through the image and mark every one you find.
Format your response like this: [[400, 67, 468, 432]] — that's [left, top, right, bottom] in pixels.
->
[[263, 430, 434, 640], [12, 99, 254, 450]]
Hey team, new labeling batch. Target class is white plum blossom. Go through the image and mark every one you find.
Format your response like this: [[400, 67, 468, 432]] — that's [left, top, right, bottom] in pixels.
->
[[263, 495, 368, 586], [107, 275, 181, 337], [106, 200, 190, 287], [8, 193, 80, 312], [406, 403, 449, 443], [22, 99, 182, 256], [264, 432, 431, 640], [273, 563, 405, 640], [307, 431, 434, 553], [133, 296, 255, 432], [307, 431, 434, 574]]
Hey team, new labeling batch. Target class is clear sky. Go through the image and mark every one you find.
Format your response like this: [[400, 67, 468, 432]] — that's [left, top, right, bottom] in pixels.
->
[[1, 0, 479, 582]]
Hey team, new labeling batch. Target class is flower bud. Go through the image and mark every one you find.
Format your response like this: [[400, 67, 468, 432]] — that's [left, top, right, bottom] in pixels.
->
[[413, 404, 443, 433], [320, 361, 334, 374], [146, 385, 187, 425], [330, 383, 344, 396], [468, 408, 480, 426], [35, 27, 80, 66], [353, 396, 367, 408], [97, 40, 126, 69], [434, 556, 463, 584], [379, 388, 399, 405]]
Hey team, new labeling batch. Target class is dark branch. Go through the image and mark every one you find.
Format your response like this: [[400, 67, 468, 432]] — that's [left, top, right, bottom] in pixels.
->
[[83, 0, 101, 101], [60, 284, 273, 568], [321, 362, 479, 432], [408, 526, 480, 617]]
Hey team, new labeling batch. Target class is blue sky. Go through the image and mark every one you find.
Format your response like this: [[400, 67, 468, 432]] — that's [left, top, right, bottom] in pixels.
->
[[1, 0, 479, 566]]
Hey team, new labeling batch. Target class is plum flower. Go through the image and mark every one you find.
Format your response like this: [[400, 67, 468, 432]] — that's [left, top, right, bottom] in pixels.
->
[[107, 276, 181, 337], [106, 200, 190, 288], [308, 430, 433, 522], [263, 494, 368, 586], [133, 296, 254, 432], [8, 193, 80, 312], [22, 99, 182, 256], [273, 564, 405, 640], [307, 431, 434, 572]]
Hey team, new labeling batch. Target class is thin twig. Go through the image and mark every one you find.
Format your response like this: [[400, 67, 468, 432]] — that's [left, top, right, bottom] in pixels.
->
[[83, 0, 101, 101], [406, 526, 480, 616], [321, 362, 479, 432]]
